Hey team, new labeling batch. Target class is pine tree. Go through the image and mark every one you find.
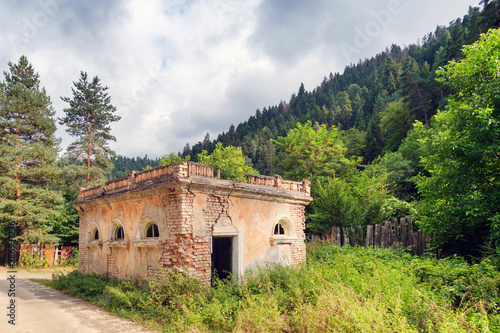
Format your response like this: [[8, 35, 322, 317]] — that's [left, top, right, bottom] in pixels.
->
[[0, 56, 62, 245], [60, 72, 121, 188], [202, 132, 211, 148], [182, 143, 191, 159], [401, 56, 430, 124]]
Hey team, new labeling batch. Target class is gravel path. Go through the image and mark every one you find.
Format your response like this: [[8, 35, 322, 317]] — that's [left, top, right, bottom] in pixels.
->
[[0, 267, 156, 333]]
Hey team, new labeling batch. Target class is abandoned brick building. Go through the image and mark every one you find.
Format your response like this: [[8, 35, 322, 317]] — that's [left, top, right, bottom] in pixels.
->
[[75, 162, 312, 283]]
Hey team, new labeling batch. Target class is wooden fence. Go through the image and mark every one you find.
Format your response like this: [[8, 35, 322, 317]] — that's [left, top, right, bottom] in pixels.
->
[[18, 244, 76, 266], [314, 217, 432, 256]]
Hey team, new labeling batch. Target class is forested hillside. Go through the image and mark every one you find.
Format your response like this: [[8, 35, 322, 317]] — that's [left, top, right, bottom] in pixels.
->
[[182, 2, 499, 174]]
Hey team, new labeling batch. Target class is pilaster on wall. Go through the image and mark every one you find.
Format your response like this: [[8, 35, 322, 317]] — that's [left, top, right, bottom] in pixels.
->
[[158, 187, 213, 283], [157, 187, 232, 284], [173, 162, 189, 179], [290, 204, 307, 263], [78, 211, 88, 273]]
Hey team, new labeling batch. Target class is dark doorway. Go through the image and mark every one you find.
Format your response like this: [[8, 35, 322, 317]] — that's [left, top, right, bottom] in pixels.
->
[[211, 237, 232, 282]]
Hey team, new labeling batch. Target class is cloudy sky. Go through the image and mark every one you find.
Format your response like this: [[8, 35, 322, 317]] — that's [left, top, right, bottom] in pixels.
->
[[0, 0, 478, 158]]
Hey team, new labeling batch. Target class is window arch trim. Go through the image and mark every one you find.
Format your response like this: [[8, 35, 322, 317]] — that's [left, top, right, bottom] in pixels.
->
[[87, 222, 101, 243], [108, 219, 126, 242], [136, 216, 162, 240], [271, 217, 297, 245]]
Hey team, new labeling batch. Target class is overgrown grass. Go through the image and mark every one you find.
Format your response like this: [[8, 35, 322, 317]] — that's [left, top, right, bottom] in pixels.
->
[[49, 244, 500, 332]]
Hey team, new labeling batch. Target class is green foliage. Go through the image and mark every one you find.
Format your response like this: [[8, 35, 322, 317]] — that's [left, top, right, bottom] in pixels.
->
[[341, 126, 366, 160], [198, 142, 258, 182], [49, 190, 79, 245], [51, 245, 500, 332], [18, 252, 49, 268], [110, 155, 160, 179], [273, 121, 359, 182], [382, 196, 414, 221], [308, 177, 363, 233], [0, 55, 63, 244], [411, 256, 500, 313], [414, 29, 500, 256], [379, 98, 413, 151], [308, 171, 388, 233], [59, 71, 121, 188], [67, 247, 79, 268], [54, 271, 110, 301], [158, 152, 189, 166], [365, 151, 418, 201]]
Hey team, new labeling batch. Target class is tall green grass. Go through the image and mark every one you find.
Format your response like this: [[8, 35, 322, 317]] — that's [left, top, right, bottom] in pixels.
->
[[52, 244, 500, 332]]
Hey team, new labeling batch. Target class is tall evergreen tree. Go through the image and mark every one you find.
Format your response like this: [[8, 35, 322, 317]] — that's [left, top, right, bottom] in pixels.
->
[[202, 132, 211, 147], [0, 56, 62, 244], [60, 72, 121, 188]]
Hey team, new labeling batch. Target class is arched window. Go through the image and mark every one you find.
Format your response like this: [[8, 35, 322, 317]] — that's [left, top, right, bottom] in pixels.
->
[[271, 218, 296, 245], [274, 222, 286, 236], [145, 223, 159, 238], [87, 223, 100, 242], [136, 217, 161, 241], [113, 225, 124, 240]]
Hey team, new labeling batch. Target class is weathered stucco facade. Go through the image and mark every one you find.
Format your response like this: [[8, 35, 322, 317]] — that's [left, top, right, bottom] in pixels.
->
[[75, 162, 312, 284]]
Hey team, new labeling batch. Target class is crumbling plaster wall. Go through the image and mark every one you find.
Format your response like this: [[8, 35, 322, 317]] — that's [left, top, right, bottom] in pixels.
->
[[79, 191, 171, 278]]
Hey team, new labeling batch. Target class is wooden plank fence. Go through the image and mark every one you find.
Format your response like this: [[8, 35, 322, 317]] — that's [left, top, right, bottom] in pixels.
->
[[313, 217, 432, 256]]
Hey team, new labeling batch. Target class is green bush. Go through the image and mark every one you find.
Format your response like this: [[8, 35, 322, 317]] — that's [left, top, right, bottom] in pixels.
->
[[54, 271, 110, 301], [67, 248, 79, 268], [18, 252, 49, 268], [411, 256, 500, 312]]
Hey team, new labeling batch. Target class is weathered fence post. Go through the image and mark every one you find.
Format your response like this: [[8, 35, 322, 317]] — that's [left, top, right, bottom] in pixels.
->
[[411, 233, 418, 255], [374, 224, 381, 246], [366, 225, 373, 247], [334, 227, 341, 246], [381, 223, 387, 248], [418, 231, 424, 256], [321, 217, 431, 256], [54, 245, 59, 265], [385, 221, 393, 248], [350, 227, 356, 246], [343, 228, 349, 246], [401, 217, 407, 248], [357, 226, 364, 246], [394, 218, 400, 245]]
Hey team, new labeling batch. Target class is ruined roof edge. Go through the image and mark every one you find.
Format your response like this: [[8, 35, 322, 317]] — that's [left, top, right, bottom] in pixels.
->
[[76, 162, 311, 205]]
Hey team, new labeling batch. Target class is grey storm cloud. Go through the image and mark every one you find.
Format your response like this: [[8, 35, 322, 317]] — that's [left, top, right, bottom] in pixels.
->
[[250, 0, 477, 65]]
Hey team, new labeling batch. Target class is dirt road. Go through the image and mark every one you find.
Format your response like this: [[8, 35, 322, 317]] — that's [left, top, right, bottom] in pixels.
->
[[0, 267, 155, 333]]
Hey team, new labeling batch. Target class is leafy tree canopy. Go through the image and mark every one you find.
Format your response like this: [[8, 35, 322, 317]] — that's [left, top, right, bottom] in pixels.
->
[[272, 121, 360, 182], [159, 152, 189, 166], [413, 29, 500, 255], [198, 142, 258, 182]]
